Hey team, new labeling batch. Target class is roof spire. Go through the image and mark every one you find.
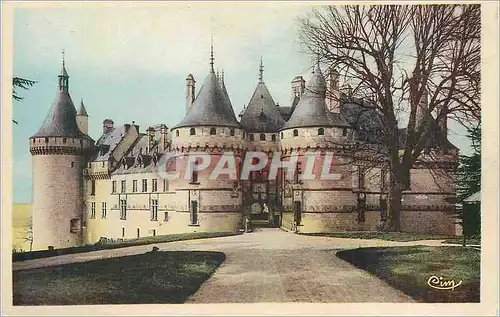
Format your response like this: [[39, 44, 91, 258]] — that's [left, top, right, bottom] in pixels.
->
[[62, 49, 65, 67], [209, 35, 215, 73], [258, 56, 264, 83], [59, 49, 69, 91]]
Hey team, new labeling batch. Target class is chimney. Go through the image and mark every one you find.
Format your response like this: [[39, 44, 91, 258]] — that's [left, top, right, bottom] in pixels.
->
[[103, 119, 114, 134], [415, 88, 428, 127], [437, 104, 448, 137], [146, 126, 155, 153], [186, 73, 196, 113], [326, 69, 340, 113], [291, 76, 305, 99], [159, 124, 168, 152]]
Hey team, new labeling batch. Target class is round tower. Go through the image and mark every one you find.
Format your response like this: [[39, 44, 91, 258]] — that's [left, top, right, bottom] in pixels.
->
[[279, 61, 356, 233], [169, 42, 245, 233], [29, 57, 94, 250]]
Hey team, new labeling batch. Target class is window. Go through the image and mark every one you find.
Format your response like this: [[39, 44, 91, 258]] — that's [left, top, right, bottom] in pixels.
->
[[121, 180, 126, 193], [358, 167, 365, 189], [318, 128, 325, 136], [45, 137, 49, 143], [249, 134, 254, 141], [90, 180, 96, 196], [132, 180, 138, 193], [176, 130, 179, 137], [281, 132, 284, 139], [190, 128, 196, 136], [152, 179, 158, 192], [260, 133, 266, 141], [230, 129, 235, 136], [164, 212, 169, 222], [343, 128, 347, 136], [271, 134, 276, 142], [137, 228, 140, 238], [122, 227, 125, 237], [293, 129, 298, 137], [102, 161, 105, 167], [210, 127, 216, 135], [71, 161, 75, 167], [142, 179, 148, 192], [357, 194, 366, 223], [163, 179, 168, 192], [90, 202, 96, 219], [70, 218, 80, 233], [112, 181, 117, 193], [295, 162, 302, 183], [190, 200, 198, 225], [243, 132, 246, 139], [101, 202, 107, 219], [120, 199, 127, 220], [151, 199, 158, 221], [191, 170, 198, 183], [152, 229, 156, 237]]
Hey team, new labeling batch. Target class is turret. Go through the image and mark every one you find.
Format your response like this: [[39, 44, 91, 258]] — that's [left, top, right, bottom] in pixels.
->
[[29, 55, 94, 250], [76, 98, 89, 134]]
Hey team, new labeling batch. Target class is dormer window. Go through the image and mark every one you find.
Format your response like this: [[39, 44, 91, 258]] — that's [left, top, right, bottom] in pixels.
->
[[63, 138, 67, 144], [271, 134, 276, 142], [260, 133, 266, 141], [249, 134, 254, 141], [230, 129, 235, 136], [293, 129, 298, 137], [318, 128, 324, 136], [210, 127, 216, 135], [45, 137, 49, 143], [190, 128, 196, 136]]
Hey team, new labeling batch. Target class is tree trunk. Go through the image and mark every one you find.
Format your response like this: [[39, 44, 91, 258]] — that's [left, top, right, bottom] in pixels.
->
[[388, 181, 403, 232]]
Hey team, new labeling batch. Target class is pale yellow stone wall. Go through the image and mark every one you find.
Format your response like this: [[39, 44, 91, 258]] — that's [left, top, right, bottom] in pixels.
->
[[171, 126, 246, 149], [280, 126, 351, 150], [31, 154, 84, 250], [76, 115, 88, 134]]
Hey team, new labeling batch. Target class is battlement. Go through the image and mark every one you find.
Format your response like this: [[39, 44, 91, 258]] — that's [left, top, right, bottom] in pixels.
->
[[29, 136, 94, 155]]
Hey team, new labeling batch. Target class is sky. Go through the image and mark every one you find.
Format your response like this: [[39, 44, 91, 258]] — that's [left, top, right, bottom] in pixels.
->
[[11, 3, 472, 203]]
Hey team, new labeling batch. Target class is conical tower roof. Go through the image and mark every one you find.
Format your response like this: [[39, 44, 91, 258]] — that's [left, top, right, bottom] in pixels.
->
[[173, 45, 240, 129], [32, 61, 89, 138], [240, 82, 285, 133], [281, 63, 334, 130], [77, 98, 88, 117]]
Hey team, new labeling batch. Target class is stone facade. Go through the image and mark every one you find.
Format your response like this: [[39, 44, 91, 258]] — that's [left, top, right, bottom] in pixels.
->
[[30, 57, 460, 250]]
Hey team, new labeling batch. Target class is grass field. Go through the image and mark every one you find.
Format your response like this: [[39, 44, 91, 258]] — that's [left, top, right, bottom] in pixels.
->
[[13, 251, 225, 305], [12, 203, 32, 252], [301, 231, 452, 242], [337, 246, 480, 303]]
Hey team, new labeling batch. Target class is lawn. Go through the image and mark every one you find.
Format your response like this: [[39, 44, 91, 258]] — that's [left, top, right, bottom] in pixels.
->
[[13, 251, 226, 305], [301, 231, 452, 242], [337, 246, 480, 303]]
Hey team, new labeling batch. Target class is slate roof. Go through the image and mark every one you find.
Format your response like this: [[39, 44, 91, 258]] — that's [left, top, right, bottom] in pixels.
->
[[112, 134, 162, 174], [77, 99, 88, 116], [173, 71, 241, 129], [281, 64, 340, 130], [92, 125, 128, 161], [240, 82, 285, 133], [32, 91, 90, 139]]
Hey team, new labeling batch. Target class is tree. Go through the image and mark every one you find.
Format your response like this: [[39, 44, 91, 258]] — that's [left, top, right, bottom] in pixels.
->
[[24, 216, 34, 252], [299, 4, 480, 231], [13, 77, 37, 124], [456, 123, 481, 244]]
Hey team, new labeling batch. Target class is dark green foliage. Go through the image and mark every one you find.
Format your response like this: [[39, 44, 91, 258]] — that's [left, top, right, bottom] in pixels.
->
[[12, 77, 37, 125], [455, 123, 481, 239], [13, 251, 226, 305], [13, 77, 36, 102]]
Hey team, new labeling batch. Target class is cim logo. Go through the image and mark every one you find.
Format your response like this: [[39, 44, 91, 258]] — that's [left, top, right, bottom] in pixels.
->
[[427, 276, 463, 290]]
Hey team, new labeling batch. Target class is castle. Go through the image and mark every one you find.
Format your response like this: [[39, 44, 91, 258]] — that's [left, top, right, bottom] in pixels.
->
[[29, 50, 459, 251]]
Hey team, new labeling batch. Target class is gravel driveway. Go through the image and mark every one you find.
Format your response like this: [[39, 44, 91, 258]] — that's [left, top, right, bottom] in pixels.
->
[[13, 228, 451, 303]]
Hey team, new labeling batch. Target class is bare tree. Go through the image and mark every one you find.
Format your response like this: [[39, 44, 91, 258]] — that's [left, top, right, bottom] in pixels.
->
[[24, 216, 34, 252], [299, 4, 480, 231]]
